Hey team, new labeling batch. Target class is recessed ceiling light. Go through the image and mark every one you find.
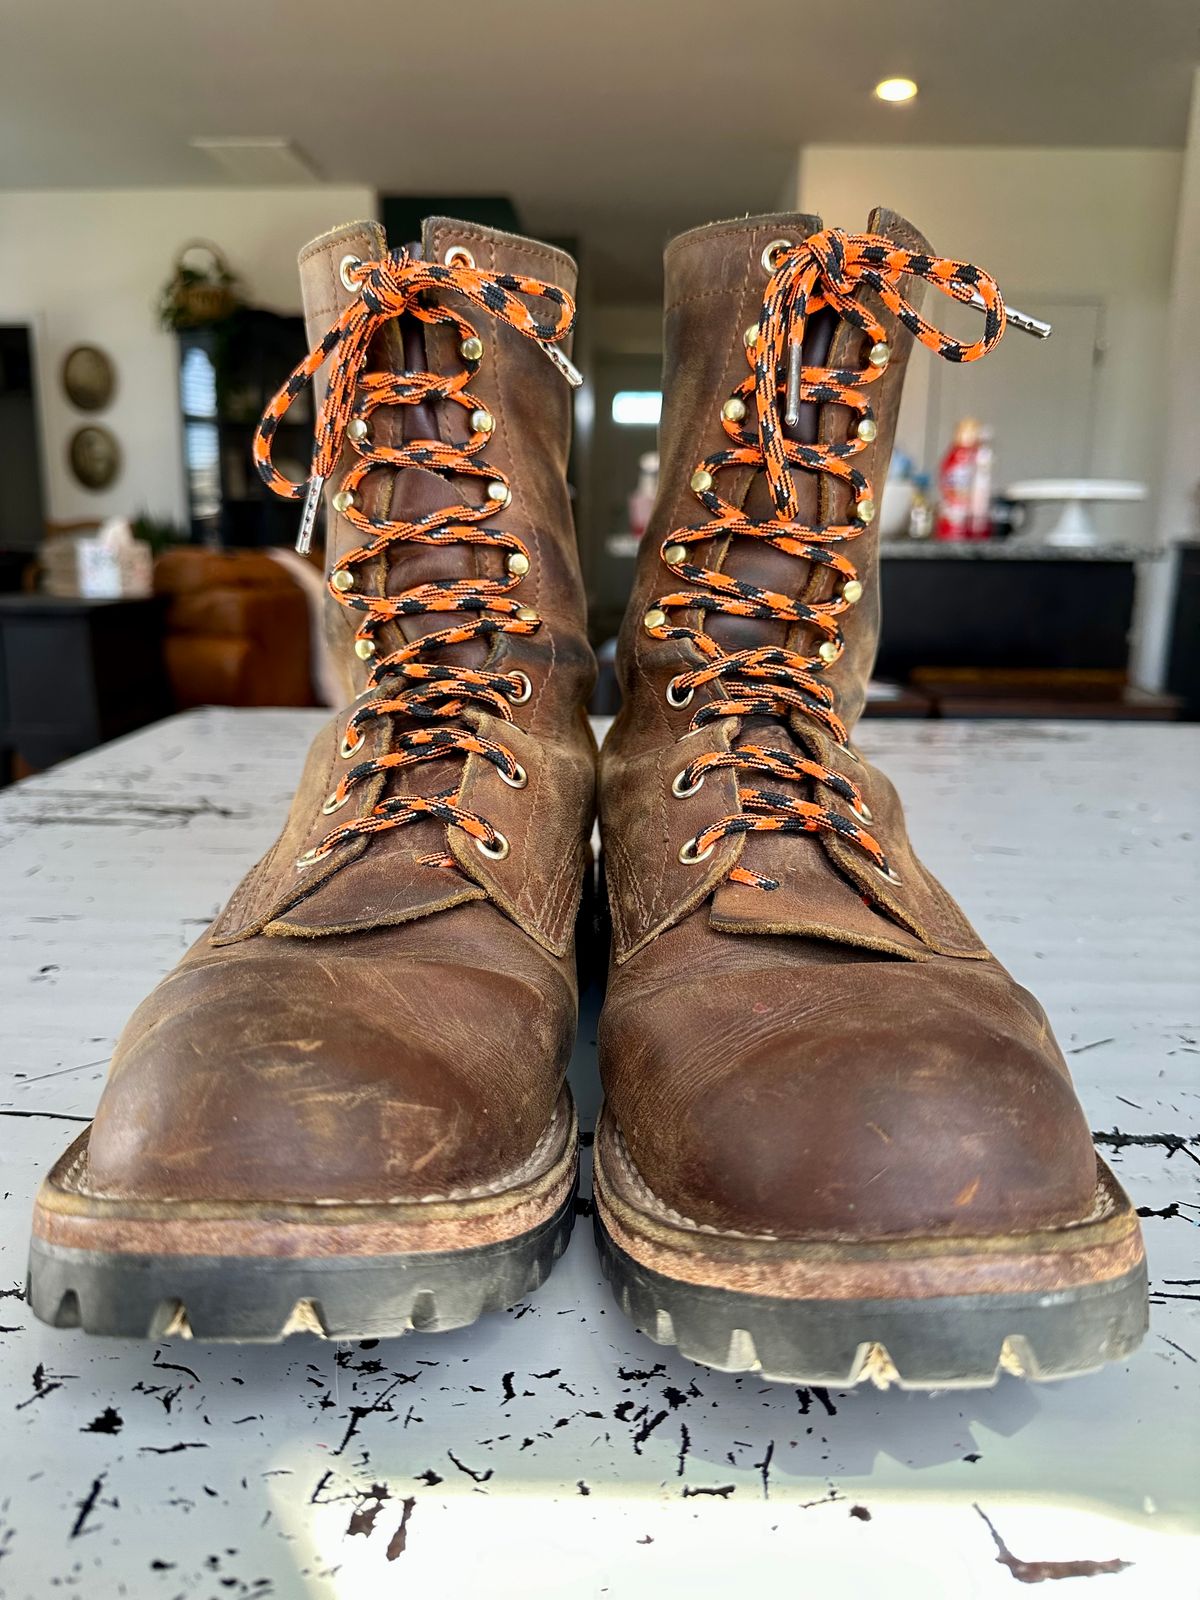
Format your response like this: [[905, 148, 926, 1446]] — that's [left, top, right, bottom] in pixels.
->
[[874, 77, 918, 104]]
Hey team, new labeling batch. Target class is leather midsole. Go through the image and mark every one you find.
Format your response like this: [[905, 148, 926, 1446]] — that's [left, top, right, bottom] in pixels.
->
[[593, 1108, 1145, 1302], [32, 1091, 577, 1260]]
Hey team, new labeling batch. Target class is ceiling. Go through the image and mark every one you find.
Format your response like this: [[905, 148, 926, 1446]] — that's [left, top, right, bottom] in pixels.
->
[[2, 0, 1196, 300]]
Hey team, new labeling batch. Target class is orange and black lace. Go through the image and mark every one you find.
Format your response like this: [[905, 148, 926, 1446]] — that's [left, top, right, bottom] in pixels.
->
[[252, 248, 579, 867], [646, 230, 1006, 890]]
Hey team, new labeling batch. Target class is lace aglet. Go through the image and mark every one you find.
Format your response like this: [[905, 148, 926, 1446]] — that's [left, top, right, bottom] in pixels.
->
[[538, 339, 584, 388], [295, 474, 324, 555], [784, 336, 804, 428], [969, 290, 1051, 339]]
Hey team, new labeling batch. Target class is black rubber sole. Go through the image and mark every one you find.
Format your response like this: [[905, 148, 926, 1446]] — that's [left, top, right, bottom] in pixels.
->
[[594, 1210, 1149, 1390], [27, 1183, 576, 1342]]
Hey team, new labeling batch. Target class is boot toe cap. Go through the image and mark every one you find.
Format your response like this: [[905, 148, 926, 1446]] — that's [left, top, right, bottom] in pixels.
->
[[605, 959, 1097, 1239], [86, 927, 571, 1204]]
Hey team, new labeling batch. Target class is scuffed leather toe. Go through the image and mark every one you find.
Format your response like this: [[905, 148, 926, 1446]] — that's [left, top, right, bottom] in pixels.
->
[[601, 944, 1097, 1240], [86, 904, 574, 1205]]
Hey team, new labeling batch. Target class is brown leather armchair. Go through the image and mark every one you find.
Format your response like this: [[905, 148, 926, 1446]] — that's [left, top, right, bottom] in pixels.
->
[[154, 548, 315, 709]]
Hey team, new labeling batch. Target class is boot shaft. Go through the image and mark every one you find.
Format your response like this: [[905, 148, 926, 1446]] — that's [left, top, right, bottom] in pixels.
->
[[226, 218, 597, 954], [600, 209, 1009, 962], [616, 207, 931, 735], [295, 217, 591, 709]]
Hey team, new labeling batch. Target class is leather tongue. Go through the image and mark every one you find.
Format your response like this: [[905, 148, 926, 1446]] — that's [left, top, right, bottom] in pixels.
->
[[705, 301, 842, 769], [367, 241, 493, 815], [377, 241, 490, 671], [705, 303, 839, 661]]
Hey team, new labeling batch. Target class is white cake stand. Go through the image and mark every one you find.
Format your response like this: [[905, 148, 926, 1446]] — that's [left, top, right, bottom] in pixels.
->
[[1004, 479, 1147, 547]]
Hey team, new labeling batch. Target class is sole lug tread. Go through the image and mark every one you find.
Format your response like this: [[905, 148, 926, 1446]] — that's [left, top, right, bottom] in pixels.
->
[[28, 1185, 576, 1344], [594, 1209, 1148, 1391]]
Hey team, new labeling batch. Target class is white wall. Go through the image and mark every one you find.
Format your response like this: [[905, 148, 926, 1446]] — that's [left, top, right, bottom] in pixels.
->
[[0, 186, 376, 528], [1133, 68, 1200, 686], [785, 146, 1183, 545]]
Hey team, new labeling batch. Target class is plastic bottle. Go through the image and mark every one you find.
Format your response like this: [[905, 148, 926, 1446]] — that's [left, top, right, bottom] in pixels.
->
[[968, 424, 994, 541], [934, 418, 981, 542], [908, 473, 934, 539]]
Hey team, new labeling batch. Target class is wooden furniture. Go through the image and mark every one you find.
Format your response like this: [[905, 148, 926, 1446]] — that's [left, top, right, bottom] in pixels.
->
[[909, 668, 1180, 721], [0, 709, 1195, 1590], [153, 547, 314, 710], [873, 541, 1178, 719], [0, 593, 168, 775], [1166, 541, 1200, 720], [876, 543, 1145, 677]]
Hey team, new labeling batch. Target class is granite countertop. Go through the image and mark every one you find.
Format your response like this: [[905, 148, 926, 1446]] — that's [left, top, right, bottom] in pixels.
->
[[879, 541, 1164, 562]]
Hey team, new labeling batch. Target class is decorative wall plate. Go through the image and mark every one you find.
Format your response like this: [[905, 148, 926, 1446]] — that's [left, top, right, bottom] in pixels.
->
[[62, 344, 116, 412], [68, 424, 121, 490]]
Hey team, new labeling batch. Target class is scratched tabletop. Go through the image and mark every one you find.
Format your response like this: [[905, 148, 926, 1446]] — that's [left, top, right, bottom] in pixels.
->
[[0, 710, 1197, 1598]]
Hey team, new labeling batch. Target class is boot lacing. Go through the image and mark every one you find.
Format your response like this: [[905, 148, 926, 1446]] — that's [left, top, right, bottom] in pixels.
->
[[252, 249, 578, 868], [646, 229, 1006, 890]]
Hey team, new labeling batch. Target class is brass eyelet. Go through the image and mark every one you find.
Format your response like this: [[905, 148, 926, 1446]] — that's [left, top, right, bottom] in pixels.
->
[[666, 675, 694, 709], [476, 832, 510, 861], [295, 847, 325, 871], [679, 836, 715, 865], [852, 800, 873, 824], [874, 864, 902, 887], [761, 238, 794, 272], [322, 789, 352, 815], [507, 671, 533, 705], [499, 762, 528, 790], [671, 768, 705, 798], [339, 254, 362, 292], [444, 244, 476, 269], [340, 731, 365, 760], [841, 744, 861, 765]]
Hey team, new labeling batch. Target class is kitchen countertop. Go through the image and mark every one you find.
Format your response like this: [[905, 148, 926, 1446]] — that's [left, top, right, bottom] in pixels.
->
[[879, 541, 1164, 561], [0, 709, 1196, 1598]]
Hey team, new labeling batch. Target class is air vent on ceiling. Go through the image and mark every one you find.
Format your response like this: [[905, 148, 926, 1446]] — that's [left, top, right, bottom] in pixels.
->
[[189, 138, 321, 184]]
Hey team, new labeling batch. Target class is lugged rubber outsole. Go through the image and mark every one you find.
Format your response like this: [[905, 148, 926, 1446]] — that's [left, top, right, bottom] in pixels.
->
[[28, 1182, 576, 1342], [594, 1208, 1148, 1391]]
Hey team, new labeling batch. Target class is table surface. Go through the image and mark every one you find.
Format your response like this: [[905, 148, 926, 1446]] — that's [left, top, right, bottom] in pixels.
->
[[0, 709, 1197, 1599]]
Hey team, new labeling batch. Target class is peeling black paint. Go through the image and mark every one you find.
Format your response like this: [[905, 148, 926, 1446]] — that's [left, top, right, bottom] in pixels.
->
[[81, 1407, 123, 1435], [975, 1504, 1131, 1583]]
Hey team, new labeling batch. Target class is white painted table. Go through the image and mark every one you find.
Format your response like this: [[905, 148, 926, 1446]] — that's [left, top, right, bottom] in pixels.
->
[[1, 710, 1197, 1598]]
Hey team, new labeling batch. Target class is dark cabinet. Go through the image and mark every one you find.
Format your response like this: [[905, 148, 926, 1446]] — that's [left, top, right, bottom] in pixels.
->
[[177, 308, 310, 548], [0, 595, 169, 774]]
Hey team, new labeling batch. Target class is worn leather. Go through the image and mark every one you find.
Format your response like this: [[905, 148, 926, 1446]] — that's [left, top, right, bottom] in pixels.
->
[[88, 903, 577, 1203], [210, 219, 596, 957], [84, 219, 595, 1207], [598, 210, 1098, 1239]]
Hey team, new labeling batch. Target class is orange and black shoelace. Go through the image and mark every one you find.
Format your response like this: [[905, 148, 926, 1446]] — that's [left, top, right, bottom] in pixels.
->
[[646, 229, 1007, 891], [252, 247, 579, 868]]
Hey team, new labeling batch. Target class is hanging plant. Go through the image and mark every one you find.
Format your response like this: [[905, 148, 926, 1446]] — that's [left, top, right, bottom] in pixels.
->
[[158, 241, 240, 331]]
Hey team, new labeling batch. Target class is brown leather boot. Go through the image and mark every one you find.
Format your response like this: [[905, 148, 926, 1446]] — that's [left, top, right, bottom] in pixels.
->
[[29, 219, 596, 1341], [594, 211, 1147, 1388]]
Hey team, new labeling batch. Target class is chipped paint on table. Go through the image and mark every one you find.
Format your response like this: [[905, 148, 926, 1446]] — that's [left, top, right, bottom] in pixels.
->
[[0, 708, 1197, 1598]]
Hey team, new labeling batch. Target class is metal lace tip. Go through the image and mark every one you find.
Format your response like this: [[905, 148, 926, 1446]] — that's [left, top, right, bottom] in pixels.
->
[[784, 336, 805, 428], [969, 290, 1052, 339], [538, 339, 584, 388], [295, 474, 325, 555]]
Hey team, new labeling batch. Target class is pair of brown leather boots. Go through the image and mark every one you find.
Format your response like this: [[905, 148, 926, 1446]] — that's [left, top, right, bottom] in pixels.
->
[[29, 211, 1147, 1388]]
